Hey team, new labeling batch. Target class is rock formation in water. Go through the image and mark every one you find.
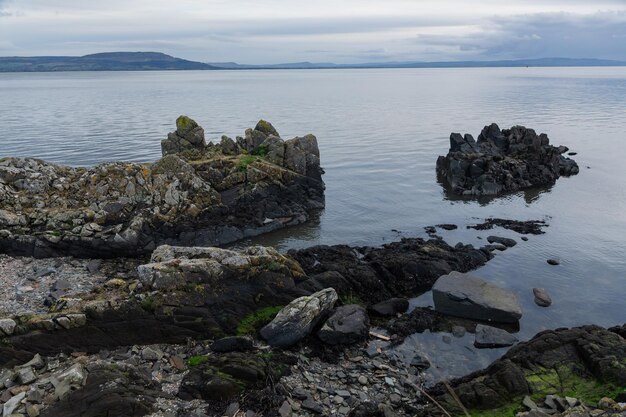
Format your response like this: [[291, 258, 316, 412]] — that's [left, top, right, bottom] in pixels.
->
[[0, 116, 325, 258], [437, 123, 579, 196]]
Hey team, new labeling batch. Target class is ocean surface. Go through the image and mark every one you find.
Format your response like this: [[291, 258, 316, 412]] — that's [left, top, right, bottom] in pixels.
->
[[1, 68, 625, 380]]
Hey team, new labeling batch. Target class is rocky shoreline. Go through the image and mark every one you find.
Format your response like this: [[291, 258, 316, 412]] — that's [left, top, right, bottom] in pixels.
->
[[0, 120, 623, 417], [0, 117, 324, 258]]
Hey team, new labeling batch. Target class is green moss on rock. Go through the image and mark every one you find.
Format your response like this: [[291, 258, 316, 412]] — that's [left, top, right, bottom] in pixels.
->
[[236, 306, 283, 336]]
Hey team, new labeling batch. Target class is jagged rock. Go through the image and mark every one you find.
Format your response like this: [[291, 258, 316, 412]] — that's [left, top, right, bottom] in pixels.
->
[[474, 324, 518, 348], [468, 218, 548, 234], [432, 271, 522, 323], [260, 288, 338, 348], [3, 392, 26, 416], [161, 115, 206, 156], [0, 119, 325, 258], [220, 136, 238, 155], [437, 124, 579, 196], [421, 324, 626, 416], [255, 120, 280, 137], [368, 298, 410, 316], [317, 304, 370, 345]]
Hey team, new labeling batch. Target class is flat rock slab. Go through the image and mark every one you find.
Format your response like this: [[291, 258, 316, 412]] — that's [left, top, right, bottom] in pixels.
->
[[487, 236, 517, 247], [474, 324, 518, 348], [432, 271, 522, 323]]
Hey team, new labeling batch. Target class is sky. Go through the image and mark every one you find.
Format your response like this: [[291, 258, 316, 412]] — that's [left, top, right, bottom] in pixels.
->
[[1, 0, 626, 64]]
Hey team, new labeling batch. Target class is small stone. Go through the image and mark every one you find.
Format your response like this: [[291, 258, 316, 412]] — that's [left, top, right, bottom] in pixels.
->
[[533, 288, 552, 307], [487, 236, 517, 247], [3, 392, 26, 416], [335, 390, 350, 398], [547, 259, 560, 265], [523, 395, 538, 410], [141, 346, 164, 361], [474, 324, 518, 348], [302, 399, 323, 414], [0, 318, 17, 336], [333, 395, 344, 404], [385, 377, 395, 386], [18, 367, 37, 385], [442, 335, 452, 344], [278, 401, 291, 417], [358, 375, 368, 385], [169, 355, 186, 370], [451, 326, 466, 338], [598, 397, 616, 410], [27, 405, 41, 417], [410, 355, 431, 370]]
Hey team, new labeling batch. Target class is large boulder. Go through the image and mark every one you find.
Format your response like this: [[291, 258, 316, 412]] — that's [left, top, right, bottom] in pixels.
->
[[284, 135, 323, 181], [161, 115, 206, 156], [317, 304, 370, 345], [260, 288, 338, 348], [432, 271, 522, 323], [437, 124, 579, 196]]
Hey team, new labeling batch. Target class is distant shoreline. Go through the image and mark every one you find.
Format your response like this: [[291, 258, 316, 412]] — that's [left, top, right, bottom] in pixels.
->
[[1, 51, 625, 73]]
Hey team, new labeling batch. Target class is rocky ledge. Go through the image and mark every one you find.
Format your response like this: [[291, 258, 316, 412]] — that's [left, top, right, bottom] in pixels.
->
[[420, 324, 626, 417], [0, 117, 325, 258], [437, 123, 579, 196]]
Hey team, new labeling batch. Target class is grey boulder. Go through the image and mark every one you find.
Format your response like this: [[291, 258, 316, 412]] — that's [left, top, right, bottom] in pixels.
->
[[474, 324, 518, 348], [260, 288, 338, 348], [533, 288, 552, 307], [317, 304, 370, 345], [368, 298, 409, 316], [433, 271, 522, 323], [487, 236, 517, 247]]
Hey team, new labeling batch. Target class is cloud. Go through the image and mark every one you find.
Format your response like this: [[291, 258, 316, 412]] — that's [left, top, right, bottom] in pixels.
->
[[1, 1, 625, 62]]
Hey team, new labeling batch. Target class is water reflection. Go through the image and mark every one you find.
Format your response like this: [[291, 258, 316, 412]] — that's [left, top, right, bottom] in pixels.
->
[[438, 173, 556, 206]]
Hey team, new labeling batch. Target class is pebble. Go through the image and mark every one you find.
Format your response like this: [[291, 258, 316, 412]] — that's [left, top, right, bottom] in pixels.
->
[[358, 375, 368, 385], [547, 259, 560, 265]]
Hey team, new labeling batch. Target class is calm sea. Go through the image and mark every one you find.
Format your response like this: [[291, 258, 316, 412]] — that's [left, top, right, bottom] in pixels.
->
[[1, 68, 625, 378]]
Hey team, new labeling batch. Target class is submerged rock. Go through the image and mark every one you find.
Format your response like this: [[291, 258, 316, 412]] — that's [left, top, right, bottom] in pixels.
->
[[437, 124, 579, 196], [474, 324, 518, 348], [533, 287, 553, 307], [432, 271, 522, 323], [0, 117, 325, 258]]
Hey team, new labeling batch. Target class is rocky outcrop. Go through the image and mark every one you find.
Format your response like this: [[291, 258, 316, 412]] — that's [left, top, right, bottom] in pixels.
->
[[437, 124, 579, 196], [420, 324, 626, 416], [432, 271, 522, 323], [0, 237, 492, 366], [0, 117, 325, 258]]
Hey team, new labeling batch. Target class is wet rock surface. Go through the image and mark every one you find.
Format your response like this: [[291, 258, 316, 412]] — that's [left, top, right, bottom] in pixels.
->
[[437, 123, 579, 196], [432, 271, 523, 323], [421, 324, 626, 416], [468, 218, 549, 234], [0, 117, 325, 258]]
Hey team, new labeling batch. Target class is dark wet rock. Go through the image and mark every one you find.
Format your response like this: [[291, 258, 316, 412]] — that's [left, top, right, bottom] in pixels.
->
[[0, 118, 324, 258], [290, 238, 492, 303], [260, 288, 338, 348], [211, 336, 254, 353], [521, 236, 529, 241], [487, 236, 517, 247], [437, 124, 579, 196], [424, 226, 437, 234], [433, 271, 522, 323], [474, 324, 518, 348], [568, 152, 577, 156], [384, 307, 519, 338], [178, 352, 292, 403], [533, 288, 552, 307], [317, 304, 370, 345], [347, 402, 386, 417], [468, 218, 548, 234], [482, 243, 507, 252], [421, 324, 626, 416], [368, 298, 410, 316], [547, 258, 560, 265], [40, 364, 158, 417], [608, 323, 626, 339], [436, 224, 458, 230], [302, 399, 324, 414]]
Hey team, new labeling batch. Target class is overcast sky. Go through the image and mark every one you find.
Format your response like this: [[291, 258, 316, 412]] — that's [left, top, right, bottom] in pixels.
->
[[1, 0, 625, 63]]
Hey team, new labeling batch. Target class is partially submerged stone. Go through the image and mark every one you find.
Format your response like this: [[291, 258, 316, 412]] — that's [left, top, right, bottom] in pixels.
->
[[432, 271, 522, 323], [260, 288, 338, 348], [474, 324, 518, 348], [437, 124, 579, 196]]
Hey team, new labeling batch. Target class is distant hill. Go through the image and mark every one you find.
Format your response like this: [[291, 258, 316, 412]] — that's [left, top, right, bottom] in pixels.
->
[[0, 52, 218, 72], [210, 57, 626, 70], [1, 52, 624, 72]]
